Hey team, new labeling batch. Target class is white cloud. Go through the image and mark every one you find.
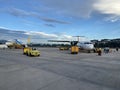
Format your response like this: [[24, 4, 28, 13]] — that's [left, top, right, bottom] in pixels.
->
[[0, 26, 9, 29], [1, 0, 120, 22], [94, 0, 120, 15], [24, 31, 58, 38], [93, 0, 120, 22], [0, 27, 89, 44], [23, 31, 76, 43]]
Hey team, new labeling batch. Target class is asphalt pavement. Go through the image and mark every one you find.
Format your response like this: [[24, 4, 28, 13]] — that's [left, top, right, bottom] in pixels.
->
[[0, 48, 120, 90]]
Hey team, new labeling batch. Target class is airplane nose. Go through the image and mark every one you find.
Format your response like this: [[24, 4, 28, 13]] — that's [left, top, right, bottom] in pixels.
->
[[87, 44, 94, 49]]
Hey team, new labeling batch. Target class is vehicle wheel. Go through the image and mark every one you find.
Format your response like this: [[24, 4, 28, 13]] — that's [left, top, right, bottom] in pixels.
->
[[30, 53, 32, 56], [88, 50, 90, 53], [26, 52, 29, 56]]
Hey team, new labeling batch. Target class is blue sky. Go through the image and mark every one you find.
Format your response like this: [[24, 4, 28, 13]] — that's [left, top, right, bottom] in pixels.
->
[[0, 0, 120, 43]]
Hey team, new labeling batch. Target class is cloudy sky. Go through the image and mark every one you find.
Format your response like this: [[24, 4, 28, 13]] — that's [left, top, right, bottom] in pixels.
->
[[0, 0, 120, 43]]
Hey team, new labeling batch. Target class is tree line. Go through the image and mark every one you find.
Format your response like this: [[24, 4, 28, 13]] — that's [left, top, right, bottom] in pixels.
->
[[93, 39, 120, 48]]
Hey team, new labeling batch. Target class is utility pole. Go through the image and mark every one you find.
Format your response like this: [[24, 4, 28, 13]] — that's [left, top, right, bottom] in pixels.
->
[[73, 36, 85, 42]]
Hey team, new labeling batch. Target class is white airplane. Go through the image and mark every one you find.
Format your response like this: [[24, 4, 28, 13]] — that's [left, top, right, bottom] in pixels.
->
[[0, 40, 13, 49], [5, 41, 14, 46], [48, 40, 95, 51], [0, 39, 24, 49], [48, 36, 95, 52], [0, 44, 8, 49], [77, 41, 94, 50]]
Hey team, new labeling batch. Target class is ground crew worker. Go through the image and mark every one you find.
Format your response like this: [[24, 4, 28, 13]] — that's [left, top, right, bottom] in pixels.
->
[[98, 48, 102, 56], [116, 48, 119, 52]]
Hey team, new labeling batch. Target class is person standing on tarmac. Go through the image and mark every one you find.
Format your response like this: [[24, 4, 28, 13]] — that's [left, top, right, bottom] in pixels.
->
[[98, 48, 102, 56], [116, 48, 119, 52]]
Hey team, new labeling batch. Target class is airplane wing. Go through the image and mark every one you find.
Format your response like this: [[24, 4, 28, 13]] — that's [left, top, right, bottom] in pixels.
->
[[48, 40, 78, 46], [48, 40, 71, 42]]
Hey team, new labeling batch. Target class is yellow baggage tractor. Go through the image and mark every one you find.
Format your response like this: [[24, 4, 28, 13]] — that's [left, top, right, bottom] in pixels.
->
[[23, 47, 32, 55], [71, 46, 79, 54], [23, 47, 40, 56], [59, 47, 69, 50]]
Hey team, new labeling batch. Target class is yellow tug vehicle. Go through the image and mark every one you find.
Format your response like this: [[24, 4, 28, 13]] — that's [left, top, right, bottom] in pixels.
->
[[59, 47, 69, 50], [71, 46, 79, 54], [23, 47, 40, 57]]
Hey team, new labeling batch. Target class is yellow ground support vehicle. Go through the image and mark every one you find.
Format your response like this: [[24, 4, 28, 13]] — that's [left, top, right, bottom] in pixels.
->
[[23, 47, 40, 56], [59, 47, 69, 50], [23, 47, 31, 54], [71, 46, 79, 54]]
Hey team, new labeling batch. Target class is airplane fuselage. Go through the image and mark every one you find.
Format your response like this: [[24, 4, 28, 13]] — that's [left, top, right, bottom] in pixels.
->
[[0, 44, 8, 49], [77, 42, 94, 50]]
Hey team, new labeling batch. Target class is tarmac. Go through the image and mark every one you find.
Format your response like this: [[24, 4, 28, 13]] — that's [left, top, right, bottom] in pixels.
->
[[0, 48, 120, 90]]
